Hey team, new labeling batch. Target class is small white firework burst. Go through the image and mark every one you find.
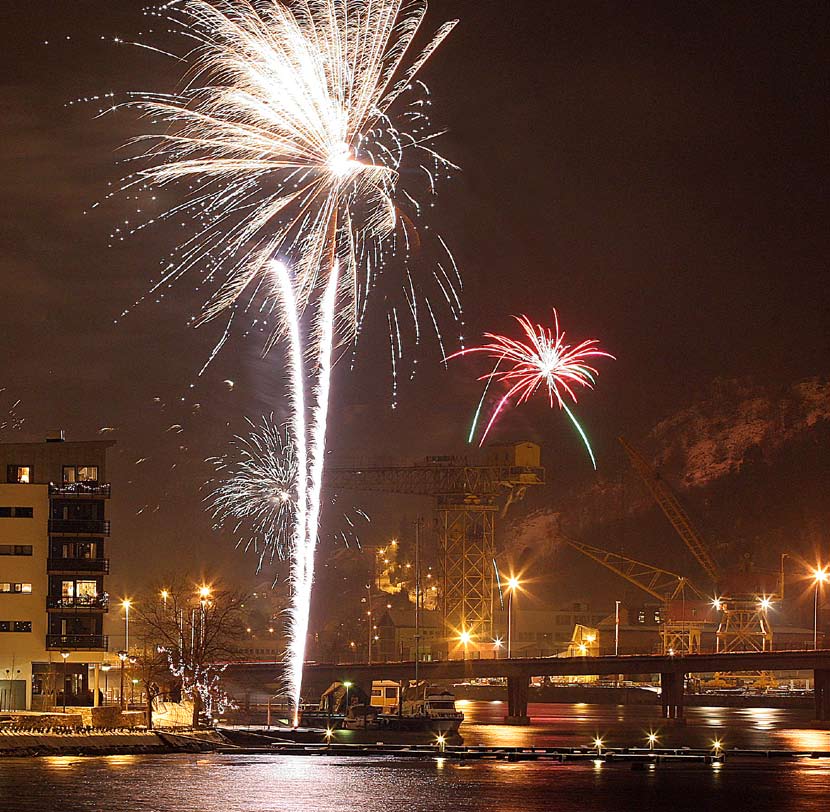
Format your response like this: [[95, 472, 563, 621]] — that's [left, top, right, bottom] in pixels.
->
[[208, 416, 298, 570]]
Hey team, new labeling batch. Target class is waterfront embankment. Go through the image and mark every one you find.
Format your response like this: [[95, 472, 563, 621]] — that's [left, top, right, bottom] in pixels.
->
[[0, 728, 226, 757]]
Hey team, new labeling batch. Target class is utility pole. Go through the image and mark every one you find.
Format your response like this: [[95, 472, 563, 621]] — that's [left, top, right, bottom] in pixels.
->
[[414, 516, 422, 688], [366, 583, 373, 664]]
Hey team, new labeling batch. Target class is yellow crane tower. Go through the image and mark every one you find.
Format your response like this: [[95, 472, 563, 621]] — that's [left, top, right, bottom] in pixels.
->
[[326, 442, 545, 646]]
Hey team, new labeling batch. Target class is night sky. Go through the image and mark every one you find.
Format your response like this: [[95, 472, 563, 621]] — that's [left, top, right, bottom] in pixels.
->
[[2, 2, 828, 606]]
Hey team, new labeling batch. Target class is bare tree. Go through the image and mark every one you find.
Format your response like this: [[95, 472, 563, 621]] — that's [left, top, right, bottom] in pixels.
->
[[133, 581, 247, 728]]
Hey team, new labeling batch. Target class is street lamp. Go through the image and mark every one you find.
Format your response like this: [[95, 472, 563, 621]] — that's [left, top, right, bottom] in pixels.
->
[[59, 651, 70, 713], [117, 650, 128, 710], [813, 567, 828, 650], [593, 736, 604, 755], [647, 731, 658, 751], [493, 637, 503, 659], [343, 680, 353, 712], [506, 576, 520, 658], [160, 589, 169, 610], [100, 662, 111, 705], [459, 630, 472, 660], [121, 598, 132, 653]]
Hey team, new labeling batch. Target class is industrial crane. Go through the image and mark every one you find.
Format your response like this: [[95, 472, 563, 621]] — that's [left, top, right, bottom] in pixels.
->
[[619, 436, 779, 652], [561, 536, 712, 654], [326, 442, 545, 644]]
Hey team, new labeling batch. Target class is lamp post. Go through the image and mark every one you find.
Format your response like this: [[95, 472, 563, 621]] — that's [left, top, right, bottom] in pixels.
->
[[506, 576, 520, 659], [813, 567, 828, 650], [59, 651, 70, 713], [198, 585, 212, 646], [343, 680, 352, 714], [614, 600, 621, 656], [100, 662, 111, 705], [366, 583, 373, 664], [117, 650, 128, 710], [121, 598, 132, 653]]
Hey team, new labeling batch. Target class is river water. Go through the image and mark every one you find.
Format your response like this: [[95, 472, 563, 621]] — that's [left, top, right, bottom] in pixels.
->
[[2, 702, 829, 812]]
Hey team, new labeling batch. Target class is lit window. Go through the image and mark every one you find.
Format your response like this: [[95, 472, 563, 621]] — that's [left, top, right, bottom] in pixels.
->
[[62, 581, 75, 598], [77, 466, 99, 482], [21, 583, 32, 593], [7, 466, 32, 484], [0, 583, 10, 593], [63, 466, 100, 483], [12, 621, 31, 633], [76, 580, 97, 598]]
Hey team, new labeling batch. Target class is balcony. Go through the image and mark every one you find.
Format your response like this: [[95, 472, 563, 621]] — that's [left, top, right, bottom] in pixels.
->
[[48, 519, 110, 536], [47, 594, 109, 611], [47, 558, 110, 574], [49, 482, 111, 499], [46, 633, 108, 651]]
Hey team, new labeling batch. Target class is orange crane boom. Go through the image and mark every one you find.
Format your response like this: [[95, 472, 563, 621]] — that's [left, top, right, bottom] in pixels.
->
[[561, 536, 708, 603], [618, 436, 721, 585]]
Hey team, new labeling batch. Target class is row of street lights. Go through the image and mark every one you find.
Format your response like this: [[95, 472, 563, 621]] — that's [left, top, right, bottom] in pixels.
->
[[458, 562, 829, 659]]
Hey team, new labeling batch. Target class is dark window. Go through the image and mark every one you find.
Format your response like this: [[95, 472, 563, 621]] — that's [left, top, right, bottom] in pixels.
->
[[6, 465, 32, 484], [0, 620, 32, 633], [0, 507, 33, 518], [0, 545, 33, 556]]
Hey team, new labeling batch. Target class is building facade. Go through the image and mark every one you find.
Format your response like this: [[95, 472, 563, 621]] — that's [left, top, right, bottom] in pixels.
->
[[0, 433, 113, 710]]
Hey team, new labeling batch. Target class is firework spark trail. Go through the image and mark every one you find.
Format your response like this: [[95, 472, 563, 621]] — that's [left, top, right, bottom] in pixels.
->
[[0, 390, 23, 436], [287, 259, 339, 723], [451, 311, 614, 466], [119, 0, 458, 721], [270, 260, 308, 565]]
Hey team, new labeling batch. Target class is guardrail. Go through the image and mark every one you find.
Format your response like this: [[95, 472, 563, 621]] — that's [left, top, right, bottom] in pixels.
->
[[49, 483, 111, 498], [46, 594, 109, 611], [48, 519, 111, 536], [46, 633, 108, 650], [47, 558, 110, 574]]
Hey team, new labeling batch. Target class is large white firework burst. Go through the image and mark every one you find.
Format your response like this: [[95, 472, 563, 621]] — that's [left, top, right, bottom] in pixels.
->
[[129, 0, 459, 351], [120, 0, 458, 722]]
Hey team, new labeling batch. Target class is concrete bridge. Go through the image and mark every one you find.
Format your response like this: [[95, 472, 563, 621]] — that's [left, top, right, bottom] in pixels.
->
[[226, 649, 830, 724]]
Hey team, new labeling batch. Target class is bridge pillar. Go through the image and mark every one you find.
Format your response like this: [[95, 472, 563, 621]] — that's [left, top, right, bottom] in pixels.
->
[[815, 669, 830, 722], [660, 672, 685, 720], [504, 675, 530, 725]]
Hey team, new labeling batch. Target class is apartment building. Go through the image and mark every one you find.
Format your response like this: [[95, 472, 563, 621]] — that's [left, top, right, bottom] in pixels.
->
[[0, 432, 113, 710]]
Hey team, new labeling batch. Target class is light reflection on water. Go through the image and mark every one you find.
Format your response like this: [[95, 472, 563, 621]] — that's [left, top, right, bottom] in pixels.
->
[[0, 703, 828, 812], [462, 702, 830, 751]]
